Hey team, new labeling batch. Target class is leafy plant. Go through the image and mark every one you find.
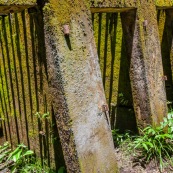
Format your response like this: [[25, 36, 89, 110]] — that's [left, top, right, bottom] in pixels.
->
[[112, 129, 131, 147], [0, 142, 11, 163], [127, 113, 173, 171], [19, 158, 56, 173], [160, 110, 173, 133], [7, 143, 34, 173], [35, 112, 50, 120], [0, 142, 57, 173], [58, 166, 66, 173], [118, 93, 129, 106]]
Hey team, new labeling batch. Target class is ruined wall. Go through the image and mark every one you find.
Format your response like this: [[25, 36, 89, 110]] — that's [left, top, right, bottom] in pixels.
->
[[0, 0, 172, 172], [0, 9, 65, 171], [92, 0, 172, 129]]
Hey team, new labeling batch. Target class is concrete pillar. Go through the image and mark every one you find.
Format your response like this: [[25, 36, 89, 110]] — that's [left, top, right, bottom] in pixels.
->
[[41, 0, 118, 172], [158, 9, 173, 107], [122, 1, 167, 129]]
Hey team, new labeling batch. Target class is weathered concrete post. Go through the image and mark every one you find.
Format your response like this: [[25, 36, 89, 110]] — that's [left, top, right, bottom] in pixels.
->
[[41, 0, 118, 172], [122, 1, 167, 128], [137, 0, 168, 128], [90, 0, 168, 130]]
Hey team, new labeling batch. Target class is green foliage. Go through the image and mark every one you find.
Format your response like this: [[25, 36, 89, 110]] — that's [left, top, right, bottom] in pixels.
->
[[19, 158, 56, 173], [112, 111, 173, 171], [127, 112, 173, 171], [58, 166, 66, 173], [0, 142, 61, 173], [35, 112, 50, 120], [160, 110, 173, 133], [7, 143, 34, 173], [118, 93, 129, 106], [112, 129, 131, 147], [0, 142, 11, 163]]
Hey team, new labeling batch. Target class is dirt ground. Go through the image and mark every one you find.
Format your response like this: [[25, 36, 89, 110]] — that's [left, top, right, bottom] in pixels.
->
[[115, 147, 173, 173]]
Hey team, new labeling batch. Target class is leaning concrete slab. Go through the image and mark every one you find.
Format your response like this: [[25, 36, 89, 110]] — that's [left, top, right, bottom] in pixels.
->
[[137, 0, 167, 127], [122, 0, 167, 128], [41, 0, 119, 172]]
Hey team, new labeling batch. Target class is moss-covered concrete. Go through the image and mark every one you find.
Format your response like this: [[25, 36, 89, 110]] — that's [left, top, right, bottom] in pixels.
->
[[91, 0, 168, 129], [0, 0, 173, 172], [0, 8, 66, 171], [0, 0, 36, 5], [92, 12, 137, 132], [0, 5, 35, 14], [155, 0, 173, 7], [89, 0, 137, 8], [0, 0, 36, 14], [91, 7, 136, 13], [43, 0, 119, 172], [133, 0, 167, 127], [158, 10, 173, 104]]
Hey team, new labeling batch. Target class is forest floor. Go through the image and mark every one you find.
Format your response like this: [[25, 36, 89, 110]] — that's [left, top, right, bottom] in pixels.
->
[[115, 145, 173, 173]]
